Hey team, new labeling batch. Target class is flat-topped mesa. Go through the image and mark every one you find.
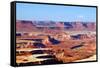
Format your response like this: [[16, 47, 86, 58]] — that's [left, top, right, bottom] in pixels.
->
[[16, 20, 96, 32], [16, 20, 37, 32]]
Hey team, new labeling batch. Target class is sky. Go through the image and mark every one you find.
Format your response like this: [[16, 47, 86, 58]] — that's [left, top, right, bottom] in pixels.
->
[[16, 3, 96, 22]]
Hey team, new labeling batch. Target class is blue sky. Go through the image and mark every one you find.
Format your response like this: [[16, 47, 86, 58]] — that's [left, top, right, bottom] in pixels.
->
[[16, 3, 96, 22]]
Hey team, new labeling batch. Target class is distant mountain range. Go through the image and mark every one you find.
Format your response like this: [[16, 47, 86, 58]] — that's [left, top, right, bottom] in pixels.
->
[[16, 20, 96, 32]]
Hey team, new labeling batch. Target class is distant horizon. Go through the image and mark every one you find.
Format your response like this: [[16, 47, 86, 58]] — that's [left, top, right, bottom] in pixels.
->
[[16, 3, 96, 22], [16, 19, 96, 23]]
